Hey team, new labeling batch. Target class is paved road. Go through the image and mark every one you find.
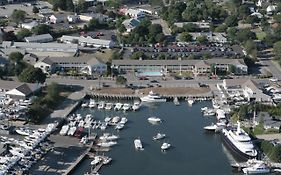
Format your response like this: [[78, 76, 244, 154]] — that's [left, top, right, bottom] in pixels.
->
[[151, 19, 171, 36]]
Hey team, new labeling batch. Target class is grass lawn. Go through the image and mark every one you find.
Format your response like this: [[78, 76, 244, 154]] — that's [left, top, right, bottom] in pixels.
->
[[256, 32, 266, 40]]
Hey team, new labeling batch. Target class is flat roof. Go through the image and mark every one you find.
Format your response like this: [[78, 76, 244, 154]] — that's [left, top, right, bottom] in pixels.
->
[[2, 41, 78, 50], [24, 33, 53, 42]]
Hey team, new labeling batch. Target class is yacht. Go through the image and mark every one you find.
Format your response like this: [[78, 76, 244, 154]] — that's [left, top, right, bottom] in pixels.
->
[[114, 103, 123, 110], [59, 125, 69, 136], [88, 99, 96, 108], [97, 141, 117, 147], [140, 91, 166, 102], [81, 102, 88, 108], [134, 138, 144, 150], [122, 103, 131, 111], [99, 133, 119, 141], [132, 101, 141, 111], [119, 117, 128, 124], [204, 122, 226, 132], [97, 101, 105, 109], [161, 142, 171, 151], [15, 127, 32, 136], [187, 98, 194, 106], [67, 126, 77, 136], [173, 97, 180, 106], [242, 162, 270, 174], [115, 123, 125, 130], [153, 133, 166, 140], [221, 121, 257, 160], [91, 156, 102, 165], [148, 117, 162, 123], [104, 117, 112, 123], [105, 103, 113, 110]]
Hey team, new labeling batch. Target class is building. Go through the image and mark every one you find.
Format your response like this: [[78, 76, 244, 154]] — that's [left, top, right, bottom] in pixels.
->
[[24, 34, 53, 43], [79, 13, 109, 23], [23, 53, 38, 65], [122, 18, 140, 33], [1, 41, 78, 53], [125, 9, 146, 18], [188, 32, 227, 43], [112, 58, 248, 75], [174, 22, 210, 30], [49, 14, 66, 24], [267, 5, 277, 15], [39, 8, 54, 17], [221, 79, 272, 103], [34, 56, 107, 75], [60, 35, 114, 48], [21, 21, 38, 30], [0, 80, 41, 99]]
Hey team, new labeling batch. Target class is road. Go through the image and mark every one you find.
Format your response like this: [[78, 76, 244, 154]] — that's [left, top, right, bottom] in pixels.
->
[[151, 19, 171, 36]]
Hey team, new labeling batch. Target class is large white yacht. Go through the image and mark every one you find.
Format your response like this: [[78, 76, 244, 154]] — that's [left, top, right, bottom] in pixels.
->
[[242, 162, 270, 174], [221, 121, 257, 160], [140, 91, 166, 102]]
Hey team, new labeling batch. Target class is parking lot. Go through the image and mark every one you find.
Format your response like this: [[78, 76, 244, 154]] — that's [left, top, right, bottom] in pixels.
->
[[124, 43, 244, 59]]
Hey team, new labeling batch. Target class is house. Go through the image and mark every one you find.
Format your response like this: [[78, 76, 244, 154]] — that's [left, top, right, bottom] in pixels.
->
[[193, 61, 211, 75], [79, 13, 109, 23], [125, 9, 146, 18], [23, 53, 38, 65], [49, 14, 66, 24], [188, 32, 227, 43], [250, 12, 263, 19], [39, 8, 54, 17], [0, 80, 41, 99], [122, 18, 140, 33], [174, 22, 210, 30], [21, 21, 38, 30], [67, 15, 80, 23], [1, 41, 78, 53], [34, 56, 107, 75], [257, 113, 281, 130], [267, 5, 277, 15], [24, 34, 53, 43], [60, 35, 114, 48]]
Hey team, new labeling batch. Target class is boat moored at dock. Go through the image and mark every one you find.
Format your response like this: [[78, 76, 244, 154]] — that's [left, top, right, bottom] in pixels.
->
[[140, 91, 166, 102], [134, 138, 144, 150]]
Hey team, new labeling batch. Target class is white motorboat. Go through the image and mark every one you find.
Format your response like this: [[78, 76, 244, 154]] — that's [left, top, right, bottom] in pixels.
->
[[221, 121, 257, 160], [114, 103, 123, 110], [109, 116, 120, 125], [80, 136, 88, 144], [242, 162, 270, 174], [59, 125, 69, 136], [100, 122, 108, 130], [104, 117, 111, 123], [161, 142, 171, 151], [105, 103, 113, 110], [122, 103, 131, 111], [148, 117, 162, 123], [134, 139, 144, 150], [132, 101, 141, 111], [99, 133, 119, 141], [97, 141, 117, 147], [88, 99, 96, 108], [203, 122, 225, 132], [119, 117, 128, 124], [91, 156, 102, 165], [97, 101, 105, 109], [187, 98, 194, 106], [140, 91, 166, 102], [212, 99, 220, 109], [201, 107, 208, 112], [173, 97, 180, 106], [102, 156, 112, 165], [153, 133, 166, 140], [15, 128, 32, 136], [115, 123, 125, 130], [203, 109, 216, 116], [81, 102, 88, 108]]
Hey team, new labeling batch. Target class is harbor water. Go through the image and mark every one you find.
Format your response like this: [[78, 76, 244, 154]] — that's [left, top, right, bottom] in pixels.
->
[[71, 101, 236, 175]]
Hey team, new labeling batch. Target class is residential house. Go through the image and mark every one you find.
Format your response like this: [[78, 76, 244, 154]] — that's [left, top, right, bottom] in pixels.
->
[[193, 61, 211, 75], [60, 35, 114, 48], [34, 56, 107, 75], [125, 9, 146, 18], [122, 18, 140, 33], [23, 53, 38, 65], [1, 41, 78, 53], [174, 22, 210, 30], [49, 14, 66, 24], [188, 32, 227, 43], [24, 34, 53, 43], [257, 113, 281, 130], [79, 13, 109, 23], [21, 21, 38, 30]]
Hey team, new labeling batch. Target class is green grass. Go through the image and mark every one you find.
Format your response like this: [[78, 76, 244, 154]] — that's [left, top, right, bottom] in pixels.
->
[[256, 32, 266, 40], [253, 124, 265, 135]]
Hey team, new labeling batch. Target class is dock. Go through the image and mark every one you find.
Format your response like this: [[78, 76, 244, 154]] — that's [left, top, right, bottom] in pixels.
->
[[63, 141, 94, 175]]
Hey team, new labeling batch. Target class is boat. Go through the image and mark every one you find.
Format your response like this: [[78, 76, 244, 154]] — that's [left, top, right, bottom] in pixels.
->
[[15, 128, 32, 136], [134, 139, 144, 150], [104, 117, 111, 123], [115, 123, 125, 130], [242, 162, 271, 174], [148, 117, 162, 123], [201, 107, 208, 112], [91, 156, 102, 165], [59, 125, 69, 136], [67, 126, 77, 136], [212, 99, 220, 109], [99, 133, 119, 141], [97, 141, 117, 147], [97, 101, 105, 109], [187, 98, 194, 106], [88, 99, 96, 108], [161, 142, 171, 151], [204, 122, 226, 132], [173, 97, 180, 106], [122, 103, 131, 111], [114, 103, 123, 110], [203, 109, 216, 116], [102, 156, 112, 165], [140, 91, 166, 102], [153, 133, 166, 140], [132, 101, 141, 111], [119, 117, 128, 124], [81, 102, 88, 108], [105, 103, 113, 110], [100, 122, 107, 130], [221, 121, 258, 160], [80, 136, 88, 144], [109, 116, 120, 125]]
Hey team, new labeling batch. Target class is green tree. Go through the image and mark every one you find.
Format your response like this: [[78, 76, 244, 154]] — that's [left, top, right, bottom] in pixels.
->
[[32, 6, 39, 14], [32, 24, 51, 35], [9, 52, 23, 63], [88, 19, 101, 30], [183, 23, 198, 32], [149, 24, 162, 37], [237, 29, 256, 42], [244, 40, 257, 59], [118, 24, 126, 33], [210, 64, 216, 74], [130, 51, 146, 60], [11, 9, 26, 24], [197, 35, 208, 44], [215, 24, 227, 32], [116, 76, 127, 85], [225, 15, 238, 27], [274, 41, 281, 60], [155, 33, 165, 43], [16, 28, 32, 41], [228, 64, 236, 74], [46, 82, 60, 101], [227, 27, 238, 42], [179, 32, 192, 42], [270, 145, 281, 162], [274, 14, 281, 24], [18, 67, 46, 83], [238, 5, 250, 19]]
